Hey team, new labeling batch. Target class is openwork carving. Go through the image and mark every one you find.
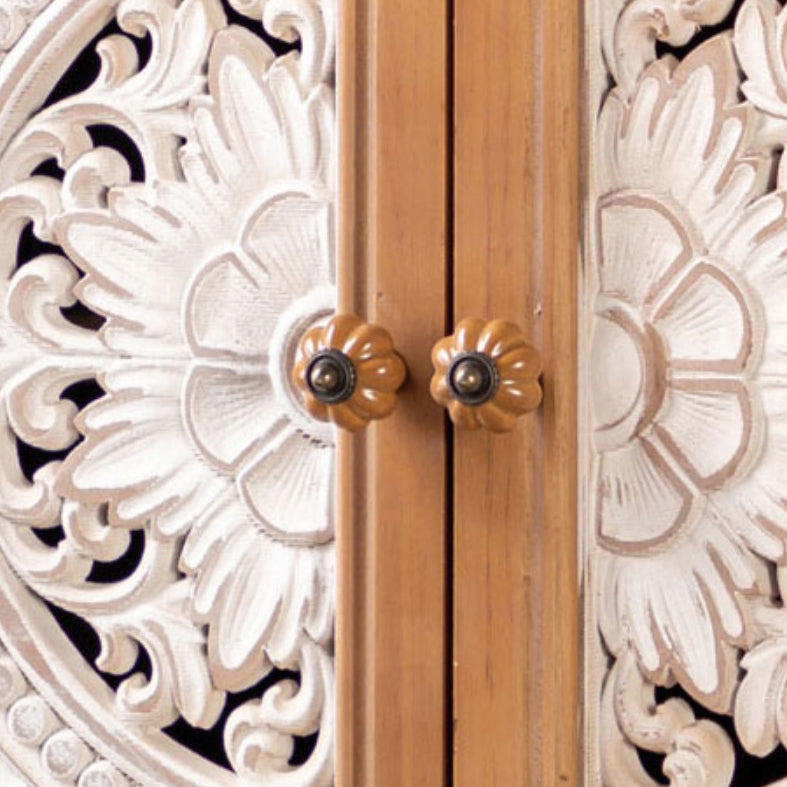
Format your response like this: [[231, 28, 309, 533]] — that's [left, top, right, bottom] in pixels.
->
[[0, 0, 336, 784], [588, 0, 787, 783]]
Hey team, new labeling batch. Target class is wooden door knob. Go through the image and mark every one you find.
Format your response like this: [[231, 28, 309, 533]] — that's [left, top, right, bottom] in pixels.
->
[[430, 318, 542, 432], [292, 314, 407, 431]]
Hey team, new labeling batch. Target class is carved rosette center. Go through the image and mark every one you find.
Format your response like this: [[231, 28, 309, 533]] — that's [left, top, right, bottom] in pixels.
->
[[591, 305, 666, 452]]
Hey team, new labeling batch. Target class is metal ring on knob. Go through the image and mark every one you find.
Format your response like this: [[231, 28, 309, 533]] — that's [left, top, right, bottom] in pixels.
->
[[447, 352, 500, 406], [430, 317, 542, 432], [292, 314, 407, 431], [305, 349, 357, 405]]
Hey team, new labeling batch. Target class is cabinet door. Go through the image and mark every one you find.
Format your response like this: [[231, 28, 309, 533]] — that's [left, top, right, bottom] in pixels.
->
[[0, 1, 341, 784], [449, 1, 579, 784]]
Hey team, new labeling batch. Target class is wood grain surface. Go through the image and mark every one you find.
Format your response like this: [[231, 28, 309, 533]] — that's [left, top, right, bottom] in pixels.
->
[[336, 0, 450, 784], [338, 0, 580, 782], [452, 0, 580, 784]]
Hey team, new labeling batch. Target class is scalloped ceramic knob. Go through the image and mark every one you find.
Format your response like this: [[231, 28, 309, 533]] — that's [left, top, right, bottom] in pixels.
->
[[292, 314, 407, 431], [430, 318, 543, 432]]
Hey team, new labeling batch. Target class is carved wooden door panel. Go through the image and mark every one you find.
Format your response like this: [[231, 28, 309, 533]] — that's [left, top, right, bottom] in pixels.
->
[[585, 1, 787, 785], [0, 1, 337, 784]]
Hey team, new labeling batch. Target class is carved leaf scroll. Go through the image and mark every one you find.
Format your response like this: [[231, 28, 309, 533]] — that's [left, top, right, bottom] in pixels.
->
[[0, 0, 337, 784], [588, 0, 787, 784]]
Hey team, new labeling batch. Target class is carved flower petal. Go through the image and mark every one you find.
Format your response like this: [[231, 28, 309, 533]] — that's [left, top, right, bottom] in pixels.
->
[[598, 38, 766, 243], [203, 529, 333, 688], [598, 512, 758, 711], [654, 263, 751, 372], [735, 0, 787, 119], [718, 193, 787, 378], [711, 387, 787, 561], [655, 382, 752, 489], [185, 364, 283, 470], [596, 439, 692, 548], [239, 426, 333, 544], [185, 253, 269, 358], [241, 194, 331, 296], [180, 488, 245, 577], [735, 635, 787, 757], [198, 27, 332, 191], [59, 202, 196, 356], [58, 366, 222, 536], [599, 195, 691, 307]]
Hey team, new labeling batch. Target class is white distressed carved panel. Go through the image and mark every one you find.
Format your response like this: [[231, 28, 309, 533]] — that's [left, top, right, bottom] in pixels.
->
[[585, 0, 787, 784], [0, 1, 336, 784]]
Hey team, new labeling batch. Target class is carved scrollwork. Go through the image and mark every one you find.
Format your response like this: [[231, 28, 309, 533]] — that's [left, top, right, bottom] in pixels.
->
[[590, 0, 787, 783], [0, 0, 336, 784]]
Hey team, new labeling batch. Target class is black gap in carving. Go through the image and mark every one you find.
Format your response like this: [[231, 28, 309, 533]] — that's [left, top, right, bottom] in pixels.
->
[[221, 0, 302, 58], [133, 29, 153, 71], [44, 20, 151, 109], [46, 599, 152, 693], [62, 300, 107, 331], [45, 25, 109, 107], [291, 729, 319, 766], [16, 222, 62, 268], [767, 560, 783, 606], [31, 525, 66, 548], [654, 0, 746, 62], [46, 601, 101, 662], [14, 376, 101, 488], [15, 221, 107, 330], [16, 437, 72, 483], [62, 378, 104, 410], [650, 683, 787, 785], [31, 158, 66, 181], [766, 145, 783, 194], [87, 125, 145, 183], [637, 745, 668, 785], [163, 668, 318, 770], [87, 528, 145, 584]]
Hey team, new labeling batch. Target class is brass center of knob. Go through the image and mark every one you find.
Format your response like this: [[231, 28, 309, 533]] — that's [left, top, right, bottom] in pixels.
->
[[305, 349, 356, 404], [448, 352, 498, 406]]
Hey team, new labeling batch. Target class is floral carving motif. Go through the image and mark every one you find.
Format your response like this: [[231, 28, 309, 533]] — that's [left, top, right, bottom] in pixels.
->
[[0, 0, 336, 784], [592, 0, 787, 783]]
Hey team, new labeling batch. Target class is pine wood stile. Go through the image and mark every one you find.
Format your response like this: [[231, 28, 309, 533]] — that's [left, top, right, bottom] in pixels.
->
[[337, 0, 449, 785], [452, 0, 579, 783]]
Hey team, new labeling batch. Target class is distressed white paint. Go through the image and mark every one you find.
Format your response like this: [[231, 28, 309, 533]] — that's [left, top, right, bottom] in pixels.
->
[[0, 0, 337, 784], [587, 0, 787, 784]]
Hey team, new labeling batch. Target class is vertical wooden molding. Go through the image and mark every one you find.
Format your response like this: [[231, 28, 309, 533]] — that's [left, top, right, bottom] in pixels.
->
[[540, 3, 580, 782], [336, 1, 449, 784], [452, 0, 579, 784]]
